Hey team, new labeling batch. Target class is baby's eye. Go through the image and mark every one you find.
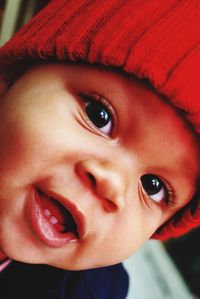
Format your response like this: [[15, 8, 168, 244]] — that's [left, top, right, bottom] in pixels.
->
[[81, 94, 115, 136], [140, 174, 169, 204]]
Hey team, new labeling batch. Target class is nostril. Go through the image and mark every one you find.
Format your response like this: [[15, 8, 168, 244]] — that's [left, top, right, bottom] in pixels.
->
[[86, 173, 118, 213], [103, 198, 118, 213], [87, 173, 96, 189]]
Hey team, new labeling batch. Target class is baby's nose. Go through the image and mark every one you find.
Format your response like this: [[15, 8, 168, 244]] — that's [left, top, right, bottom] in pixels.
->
[[75, 160, 126, 212]]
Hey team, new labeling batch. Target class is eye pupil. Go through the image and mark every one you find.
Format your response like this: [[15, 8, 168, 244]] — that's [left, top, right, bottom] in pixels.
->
[[86, 102, 110, 128], [141, 174, 162, 195]]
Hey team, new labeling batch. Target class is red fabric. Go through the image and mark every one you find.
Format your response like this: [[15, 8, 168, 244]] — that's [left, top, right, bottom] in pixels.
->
[[0, 0, 199, 240]]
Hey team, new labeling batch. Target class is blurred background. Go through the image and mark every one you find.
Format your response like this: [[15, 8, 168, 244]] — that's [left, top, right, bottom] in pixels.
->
[[124, 228, 200, 299], [0, 1, 200, 298], [0, 0, 48, 46]]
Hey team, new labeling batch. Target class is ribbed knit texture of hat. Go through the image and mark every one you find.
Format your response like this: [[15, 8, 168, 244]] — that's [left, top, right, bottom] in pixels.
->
[[0, 0, 199, 240]]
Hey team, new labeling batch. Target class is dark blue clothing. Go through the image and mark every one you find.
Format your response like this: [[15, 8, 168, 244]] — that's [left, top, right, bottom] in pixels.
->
[[0, 261, 129, 299]]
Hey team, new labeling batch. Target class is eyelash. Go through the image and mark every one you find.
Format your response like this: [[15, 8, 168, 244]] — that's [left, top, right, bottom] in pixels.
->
[[163, 180, 176, 207], [160, 177, 177, 207], [79, 92, 117, 137]]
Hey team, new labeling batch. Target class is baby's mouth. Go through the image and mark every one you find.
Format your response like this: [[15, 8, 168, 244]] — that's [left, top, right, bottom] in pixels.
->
[[27, 188, 86, 248], [39, 190, 78, 236]]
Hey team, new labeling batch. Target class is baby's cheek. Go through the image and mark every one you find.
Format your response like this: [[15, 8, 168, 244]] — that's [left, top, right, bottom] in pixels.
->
[[110, 208, 162, 259], [0, 120, 44, 187]]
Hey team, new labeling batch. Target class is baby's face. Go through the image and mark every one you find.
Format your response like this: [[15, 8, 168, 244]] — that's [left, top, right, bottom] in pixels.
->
[[0, 63, 198, 270]]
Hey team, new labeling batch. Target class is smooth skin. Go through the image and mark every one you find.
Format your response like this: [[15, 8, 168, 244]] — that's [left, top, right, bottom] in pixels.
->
[[0, 63, 199, 270]]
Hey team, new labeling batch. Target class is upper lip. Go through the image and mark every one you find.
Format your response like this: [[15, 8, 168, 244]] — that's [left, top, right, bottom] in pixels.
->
[[37, 187, 87, 240]]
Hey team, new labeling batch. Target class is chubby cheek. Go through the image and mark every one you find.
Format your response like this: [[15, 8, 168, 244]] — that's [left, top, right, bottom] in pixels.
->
[[0, 111, 73, 184], [108, 209, 162, 263], [0, 124, 46, 185], [86, 212, 157, 267]]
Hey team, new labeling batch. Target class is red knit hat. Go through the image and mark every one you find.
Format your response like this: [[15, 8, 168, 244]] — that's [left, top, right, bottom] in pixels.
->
[[0, 0, 199, 240]]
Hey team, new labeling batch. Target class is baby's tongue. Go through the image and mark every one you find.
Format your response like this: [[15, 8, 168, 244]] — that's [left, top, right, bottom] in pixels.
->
[[41, 193, 74, 233]]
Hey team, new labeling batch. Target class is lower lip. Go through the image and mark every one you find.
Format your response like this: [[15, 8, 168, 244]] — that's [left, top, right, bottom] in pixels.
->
[[26, 190, 78, 248]]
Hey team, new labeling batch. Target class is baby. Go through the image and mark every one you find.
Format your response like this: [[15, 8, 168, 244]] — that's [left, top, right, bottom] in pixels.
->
[[0, 0, 199, 298]]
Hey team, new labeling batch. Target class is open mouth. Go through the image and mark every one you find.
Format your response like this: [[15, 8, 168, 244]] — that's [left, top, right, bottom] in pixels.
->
[[27, 188, 85, 248], [39, 190, 78, 236]]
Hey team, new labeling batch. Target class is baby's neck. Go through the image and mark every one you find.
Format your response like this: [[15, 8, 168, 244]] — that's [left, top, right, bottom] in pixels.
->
[[0, 250, 7, 263]]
